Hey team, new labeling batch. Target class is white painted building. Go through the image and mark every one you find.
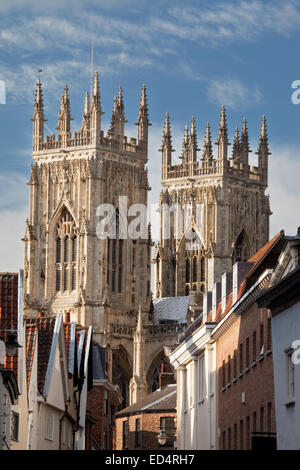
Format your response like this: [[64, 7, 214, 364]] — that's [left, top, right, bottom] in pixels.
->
[[257, 234, 300, 450], [170, 318, 217, 450]]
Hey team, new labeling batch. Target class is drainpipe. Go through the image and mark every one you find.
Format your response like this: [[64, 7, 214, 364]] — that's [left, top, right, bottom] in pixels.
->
[[0, 372, 5, 450]]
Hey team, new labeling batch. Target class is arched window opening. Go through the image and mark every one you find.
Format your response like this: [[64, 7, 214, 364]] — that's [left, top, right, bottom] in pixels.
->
[[233, 231, 250, 264], [185, 258, 190, 283], [55, 209, 78, 293], [192, 256, 198, 283]]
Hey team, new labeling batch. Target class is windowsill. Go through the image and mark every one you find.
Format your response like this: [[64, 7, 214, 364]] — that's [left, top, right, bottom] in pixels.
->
[[251, 361, 257, 368], [198, 399, 204, 405], [45, 437, 54, 442], [221, 387, 226, 393], [232, 377, 237, 384], [259, 355, 264, 362], [285, 400, 295, 408], [210, 392, 214, 398], [245, 367, 250, 374], [266, 349, 272, 356], [226, 383, 231, 389], [238, 372, 243, 379], [11, 438, 19, 442]]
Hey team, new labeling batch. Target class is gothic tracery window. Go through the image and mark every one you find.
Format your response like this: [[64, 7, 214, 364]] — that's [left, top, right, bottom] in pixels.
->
[[55, 209, 78, 293], [185, 250, 205, 293]]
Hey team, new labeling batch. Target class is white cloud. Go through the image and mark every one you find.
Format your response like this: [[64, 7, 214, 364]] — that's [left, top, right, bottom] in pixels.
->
[[0, 208, 27, 272], [269, 145, 300, 238], [162, 1, 300, 43], [0, 172, 28, 272], [206, 78, 263, 108]]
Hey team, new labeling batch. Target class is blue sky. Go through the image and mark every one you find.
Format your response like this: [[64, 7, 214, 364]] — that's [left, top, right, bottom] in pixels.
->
[[1, 0, 300, 270]]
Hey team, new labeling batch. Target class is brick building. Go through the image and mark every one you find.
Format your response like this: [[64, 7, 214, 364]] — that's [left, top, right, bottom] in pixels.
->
[[213, 231, 285, 450], [86, 344, 122, 449], [0, 272, 21, 450], [171, 231, 286, 450], [115, 369, 176, 450]]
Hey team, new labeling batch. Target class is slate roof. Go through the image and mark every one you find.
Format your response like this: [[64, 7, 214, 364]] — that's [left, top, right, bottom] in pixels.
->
[[116, 384, 176, 417], [92, 344, 107, 380], [153, 296, 189, 324]]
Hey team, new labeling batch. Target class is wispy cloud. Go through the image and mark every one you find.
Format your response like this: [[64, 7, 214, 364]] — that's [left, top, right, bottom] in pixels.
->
[[206, 78, 263, 108], [157, 1, 300, 44]]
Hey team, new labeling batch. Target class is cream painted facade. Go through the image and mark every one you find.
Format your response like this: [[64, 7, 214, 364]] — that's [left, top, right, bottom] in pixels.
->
[[170, 323, 217, 450]]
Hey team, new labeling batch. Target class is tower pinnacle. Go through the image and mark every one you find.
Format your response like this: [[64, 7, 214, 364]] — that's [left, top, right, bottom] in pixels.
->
[[202, 122, 213, 166], [231, 127, 241, 160], [32, 78, 45, 151], [240, 116, 251, 166], [215, 104, 230, 163], [136, 84, 151, 151]]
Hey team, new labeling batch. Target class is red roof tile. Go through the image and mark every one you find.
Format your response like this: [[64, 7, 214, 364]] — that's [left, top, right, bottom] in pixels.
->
[[25, 325, 37, 390], [0, 273, 19, 378], [24, 317, 56, 394], [210, 231, 284, 325]]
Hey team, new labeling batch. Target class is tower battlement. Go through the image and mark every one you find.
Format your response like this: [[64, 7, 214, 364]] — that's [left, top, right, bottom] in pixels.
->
[[31, 72, 150, 158], [160, 107, 270, 187]]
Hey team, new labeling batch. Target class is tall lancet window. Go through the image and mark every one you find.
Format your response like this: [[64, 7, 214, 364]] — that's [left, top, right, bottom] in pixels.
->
[[55, 209, 78, 293], [107, 209, 124, 295]]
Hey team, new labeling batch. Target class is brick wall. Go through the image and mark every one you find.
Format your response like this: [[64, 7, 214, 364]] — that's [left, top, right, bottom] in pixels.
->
[[115, 412, 175, 450], [87, 384, 114, 449], [216, 303, 276, 450]]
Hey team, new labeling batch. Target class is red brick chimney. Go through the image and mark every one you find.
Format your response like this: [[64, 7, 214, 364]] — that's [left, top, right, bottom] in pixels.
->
[[159, 363, 175, 389]]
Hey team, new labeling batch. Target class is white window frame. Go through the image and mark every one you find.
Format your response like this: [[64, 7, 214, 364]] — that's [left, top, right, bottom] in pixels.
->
[[45, 410, 54, 441], [286, 347, 295, 405], [198, 353, 205, 403]]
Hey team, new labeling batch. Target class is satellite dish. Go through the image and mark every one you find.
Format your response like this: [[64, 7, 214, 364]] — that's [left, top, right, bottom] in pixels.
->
[[0, 340, 5, 364]]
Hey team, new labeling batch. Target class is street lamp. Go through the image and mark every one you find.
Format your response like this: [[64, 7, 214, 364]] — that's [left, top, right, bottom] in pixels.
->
[[0, 328, 21, 358], [157, 430, 167, 446]]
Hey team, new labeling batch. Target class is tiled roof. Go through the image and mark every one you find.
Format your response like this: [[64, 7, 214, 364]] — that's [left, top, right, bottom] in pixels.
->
[[248, 231, 283, 264], [153, 296, 189, 324], [212, 231, 284, 324], [25, 325, 37, 390], [64, 322, 71, 367], [25, 317, 56, 394], [0, 273, 19, 378], [116, 384, 177, 417]]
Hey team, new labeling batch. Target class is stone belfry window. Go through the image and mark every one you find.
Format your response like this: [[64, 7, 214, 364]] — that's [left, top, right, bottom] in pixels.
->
[[55, 209, 78, 293], [106, 210, 124, 294], [185, 250, 205, 294]]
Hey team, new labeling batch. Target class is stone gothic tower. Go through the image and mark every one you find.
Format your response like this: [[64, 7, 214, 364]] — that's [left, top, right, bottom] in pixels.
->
[[24, 74, 158, 407], [154, 106, 271, 298]]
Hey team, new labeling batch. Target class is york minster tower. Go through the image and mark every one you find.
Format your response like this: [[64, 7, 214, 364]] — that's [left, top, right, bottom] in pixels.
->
[[23, 74, 158, 406], [154, 107, 271, 297]]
